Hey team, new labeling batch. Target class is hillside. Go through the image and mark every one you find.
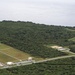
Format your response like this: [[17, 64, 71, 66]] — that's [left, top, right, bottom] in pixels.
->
[[0, 57, 75, 75], [0, 21, 75, 75], [0, 21, 75, 58]]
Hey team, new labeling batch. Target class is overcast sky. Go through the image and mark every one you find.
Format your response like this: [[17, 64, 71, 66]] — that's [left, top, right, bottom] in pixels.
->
[[0, 0, 75, 26]]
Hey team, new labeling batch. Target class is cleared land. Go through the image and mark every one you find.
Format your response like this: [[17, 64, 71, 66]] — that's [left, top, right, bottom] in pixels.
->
[[66, 28, 75, 31], [0, 52, 17, 63], [0, 43, 43, 63], [69, 37, 75, 42], [46, 45, 75, 55], [1, 57, 75, 75]]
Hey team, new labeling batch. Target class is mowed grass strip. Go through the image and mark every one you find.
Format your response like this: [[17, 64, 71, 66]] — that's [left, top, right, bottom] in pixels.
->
[[0, 52, 17, 63], [66, 28, 75, 31], [0, 43, 31, 60], [0, 43, 43, 62], [69, 37, 75, 42], [0, 43, 9, 49]]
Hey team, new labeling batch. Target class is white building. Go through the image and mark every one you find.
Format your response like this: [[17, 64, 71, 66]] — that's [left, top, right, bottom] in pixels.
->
[[6, 62, 13, 65], [28, 57, 33, 61], [0, 63, 4, 66]]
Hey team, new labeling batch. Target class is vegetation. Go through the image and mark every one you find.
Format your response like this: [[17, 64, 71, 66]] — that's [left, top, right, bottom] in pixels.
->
[[0, 57, 75, 75], [1, 21, 74, 58], [69, 37, 75, 53], [66, 28, 75, 31], [0, 43, 44, 63], [66, 26, 75, 31], [0, 52, 16, 63], [0, 21, 75, 75], [0, 43, 32, 63], [69, 37, 75, 42], [69, 45, 75, 53]]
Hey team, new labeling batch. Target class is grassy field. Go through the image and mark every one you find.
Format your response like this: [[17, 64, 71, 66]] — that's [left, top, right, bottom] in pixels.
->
[[69, 37, 75, 42], [0, 57, 75, 75], [0, 43, 43, 63], [66, 28, 75, 31], [0, 52, 17, 63]]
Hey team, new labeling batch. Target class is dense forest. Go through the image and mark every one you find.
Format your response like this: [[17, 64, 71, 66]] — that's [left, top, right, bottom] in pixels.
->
[[0, 57, 75, 75], [0, 21, 75, 58], [0, 21, 75, 75]]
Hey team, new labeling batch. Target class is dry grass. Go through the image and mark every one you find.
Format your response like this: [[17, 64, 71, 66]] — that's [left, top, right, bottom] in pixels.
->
[[0, 43, 43, 63]]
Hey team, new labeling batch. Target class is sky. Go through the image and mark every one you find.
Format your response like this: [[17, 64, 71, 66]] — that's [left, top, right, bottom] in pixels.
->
[[0, 0, 75, 26]]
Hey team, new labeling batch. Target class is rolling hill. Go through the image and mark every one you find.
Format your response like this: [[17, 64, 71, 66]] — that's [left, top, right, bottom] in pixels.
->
[[0, 21, 75, 75]]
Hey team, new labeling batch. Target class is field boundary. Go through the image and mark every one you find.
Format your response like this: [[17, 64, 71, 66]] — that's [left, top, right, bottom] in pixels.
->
[[0, 48, 21, 61]]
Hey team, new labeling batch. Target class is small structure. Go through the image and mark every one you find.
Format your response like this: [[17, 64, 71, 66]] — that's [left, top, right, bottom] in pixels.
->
[[20, 60, 22, 61], [28, 57, 33, 61], [0, 63, 4, 66], [6, 62, 13, 65], [58, 47, 65, 51], [51, 45, 70, 51]]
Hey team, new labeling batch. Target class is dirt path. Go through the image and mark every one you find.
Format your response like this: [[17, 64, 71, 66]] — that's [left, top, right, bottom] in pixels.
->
[[36, 55, 75, 63]]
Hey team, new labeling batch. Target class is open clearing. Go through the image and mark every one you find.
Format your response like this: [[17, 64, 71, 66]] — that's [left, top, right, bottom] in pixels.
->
[[46, 45, 75, 55], [66, 28, 75, 31], [69, 37, 75, 42], [0, 43, 75, 69], [0, 43, 43, 64]]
